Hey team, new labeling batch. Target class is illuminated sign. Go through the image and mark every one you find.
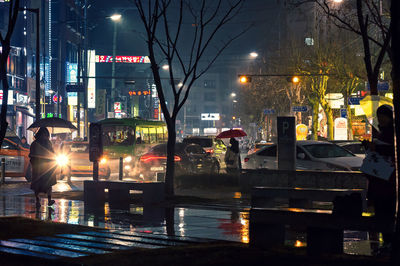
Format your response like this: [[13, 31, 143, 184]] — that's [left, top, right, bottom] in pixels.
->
[[114, 102, 121, 118], [52, 95, 63, 103], [66, 62, 78, 83], [128, 90, 151, 96], [95, 55, 150, 63], [0, 90, 13, 105], [68, 92, 78, 106], [201, 113, 220, 121], [88, 50, 96, 108]]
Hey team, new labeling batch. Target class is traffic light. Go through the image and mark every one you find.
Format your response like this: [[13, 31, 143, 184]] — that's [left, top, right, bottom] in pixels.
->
[[239, 75, 251, 83]]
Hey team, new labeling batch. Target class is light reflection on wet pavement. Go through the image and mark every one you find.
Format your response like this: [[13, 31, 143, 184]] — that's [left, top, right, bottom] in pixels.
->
[[0, 181, 377, 257]]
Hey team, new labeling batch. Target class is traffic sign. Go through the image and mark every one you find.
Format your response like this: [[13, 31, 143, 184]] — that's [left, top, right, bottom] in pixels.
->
[[348, 97, 363, 105], [292, 106, 308, 112], [340, 108, 347, 118], [263, 109, 275, 115], [367, 81, 389, 91], [66, 84, 84, 92]]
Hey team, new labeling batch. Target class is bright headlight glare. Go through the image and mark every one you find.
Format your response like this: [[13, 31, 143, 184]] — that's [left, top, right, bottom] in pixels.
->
[[124, 156, 132, 163], [100, 157, 107, 164], [56, 154, 69, 167]]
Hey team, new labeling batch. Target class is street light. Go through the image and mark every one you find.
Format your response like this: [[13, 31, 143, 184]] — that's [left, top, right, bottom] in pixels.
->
[[109, 14, 122, 116], [239, 75, 251, 83], [231, 92, 237, 97], [249, 52, 258, 58], [110, 14, 122, 21], [162, 64, 169, 70]]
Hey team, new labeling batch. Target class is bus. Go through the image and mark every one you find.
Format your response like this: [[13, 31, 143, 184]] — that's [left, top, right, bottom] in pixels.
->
[[98, 118, 168, 176]]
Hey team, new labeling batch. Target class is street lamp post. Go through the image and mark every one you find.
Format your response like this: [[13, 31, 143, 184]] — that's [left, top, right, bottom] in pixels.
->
[[110, 14, 121, 116], [20, 8, 40, 120]]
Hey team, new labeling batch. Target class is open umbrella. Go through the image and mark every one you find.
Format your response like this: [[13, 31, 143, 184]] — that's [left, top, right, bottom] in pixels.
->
[[359, 95, 393, 129], [28, 118, 77, 134], [216, 129, 247, 139]]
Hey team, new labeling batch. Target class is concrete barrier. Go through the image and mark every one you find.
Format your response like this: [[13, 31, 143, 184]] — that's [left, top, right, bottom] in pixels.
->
[[239, 169, 367, 192]]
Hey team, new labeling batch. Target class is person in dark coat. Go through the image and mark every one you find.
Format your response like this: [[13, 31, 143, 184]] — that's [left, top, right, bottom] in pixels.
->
[[225, 137, 241, 174], [364, 105, 395, 248], [29, 128, 57, 208]]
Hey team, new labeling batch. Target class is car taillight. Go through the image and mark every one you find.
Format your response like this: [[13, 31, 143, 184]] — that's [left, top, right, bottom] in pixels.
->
[[205, 148, 214, 154], [244, 157, 250, 163], [140, 154, 181, 162]]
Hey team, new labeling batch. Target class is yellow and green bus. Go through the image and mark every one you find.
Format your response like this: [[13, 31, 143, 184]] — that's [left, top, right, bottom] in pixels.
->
[[98, 118, 167, 175]]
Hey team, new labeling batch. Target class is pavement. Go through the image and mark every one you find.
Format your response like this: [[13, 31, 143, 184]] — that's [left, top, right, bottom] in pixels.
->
[[0, 177, 382, 258]]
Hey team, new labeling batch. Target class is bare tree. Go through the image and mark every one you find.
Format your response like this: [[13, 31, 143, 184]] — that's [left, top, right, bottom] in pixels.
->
[[133, 0, 246, 196], [0, 0, 20, 148], [309, 0, 391, 95]]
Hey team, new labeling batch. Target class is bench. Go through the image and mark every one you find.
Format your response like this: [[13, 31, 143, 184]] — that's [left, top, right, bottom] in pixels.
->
[[84, 180, 165, 208], [250, 207, 394, 255], [251, 186, 367, 210]]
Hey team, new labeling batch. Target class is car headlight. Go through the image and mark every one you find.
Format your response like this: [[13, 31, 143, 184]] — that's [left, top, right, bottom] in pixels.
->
[[124, 156, 132, 163], [100, 157, 107, 164], [56, 154, 69, 167]]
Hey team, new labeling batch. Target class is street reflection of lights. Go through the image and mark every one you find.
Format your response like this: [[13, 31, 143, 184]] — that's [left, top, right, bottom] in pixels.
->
[[234, 192, 242, 199], [240, 212, 249, 244], [60, 199, 67, 223], [179, 208, 185, 218], [57, 182, 70, 193], [68, 201, 79, 224], [294, 240, 306, 247]]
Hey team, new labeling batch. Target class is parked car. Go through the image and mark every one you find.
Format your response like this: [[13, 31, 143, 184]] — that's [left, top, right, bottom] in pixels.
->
[[0, 137, 31, 179], [138, 143, 220, 181], [183, 136, 226, 166], [247, 141, 274, 155], [59, 141, 111, 179], [337, 142, 366, 159], [243, 140, 362, 171]]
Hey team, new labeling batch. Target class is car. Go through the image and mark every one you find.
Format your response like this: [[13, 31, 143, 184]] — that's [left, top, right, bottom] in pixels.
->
[[59, 141, 111, 179], [336, 142, 366, 159], [247, 141, 274, 155], [0, 137, 31, 180], [183, 136, 227, 166], [138, 142, 220, 181], [243, 140, 362, 171]]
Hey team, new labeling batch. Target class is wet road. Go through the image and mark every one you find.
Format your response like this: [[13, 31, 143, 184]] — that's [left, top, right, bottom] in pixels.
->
[[0, 178, 379, 256]]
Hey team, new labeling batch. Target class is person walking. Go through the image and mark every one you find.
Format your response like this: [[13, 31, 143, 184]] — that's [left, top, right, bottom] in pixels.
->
[[29, 128, 57, 208], [363, 105, 395, 253], [225, 137, 241, 174]]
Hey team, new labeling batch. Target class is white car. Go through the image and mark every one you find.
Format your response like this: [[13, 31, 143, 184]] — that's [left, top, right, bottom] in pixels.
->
[[337, 142, 366, 159], [243, 140, 362, 171]]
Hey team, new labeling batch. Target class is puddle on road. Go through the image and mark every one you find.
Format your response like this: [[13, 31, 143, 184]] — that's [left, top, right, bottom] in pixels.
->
[[0, 195, 377, 256]]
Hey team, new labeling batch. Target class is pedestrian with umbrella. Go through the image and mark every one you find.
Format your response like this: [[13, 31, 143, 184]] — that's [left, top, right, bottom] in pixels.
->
[[217, 129, 247, 174], [29, 127, 57, 208]]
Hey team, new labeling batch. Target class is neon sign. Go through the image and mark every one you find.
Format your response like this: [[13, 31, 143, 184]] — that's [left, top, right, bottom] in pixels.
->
[[128, 90, 151, 96], [95, 55, 150, 63]]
